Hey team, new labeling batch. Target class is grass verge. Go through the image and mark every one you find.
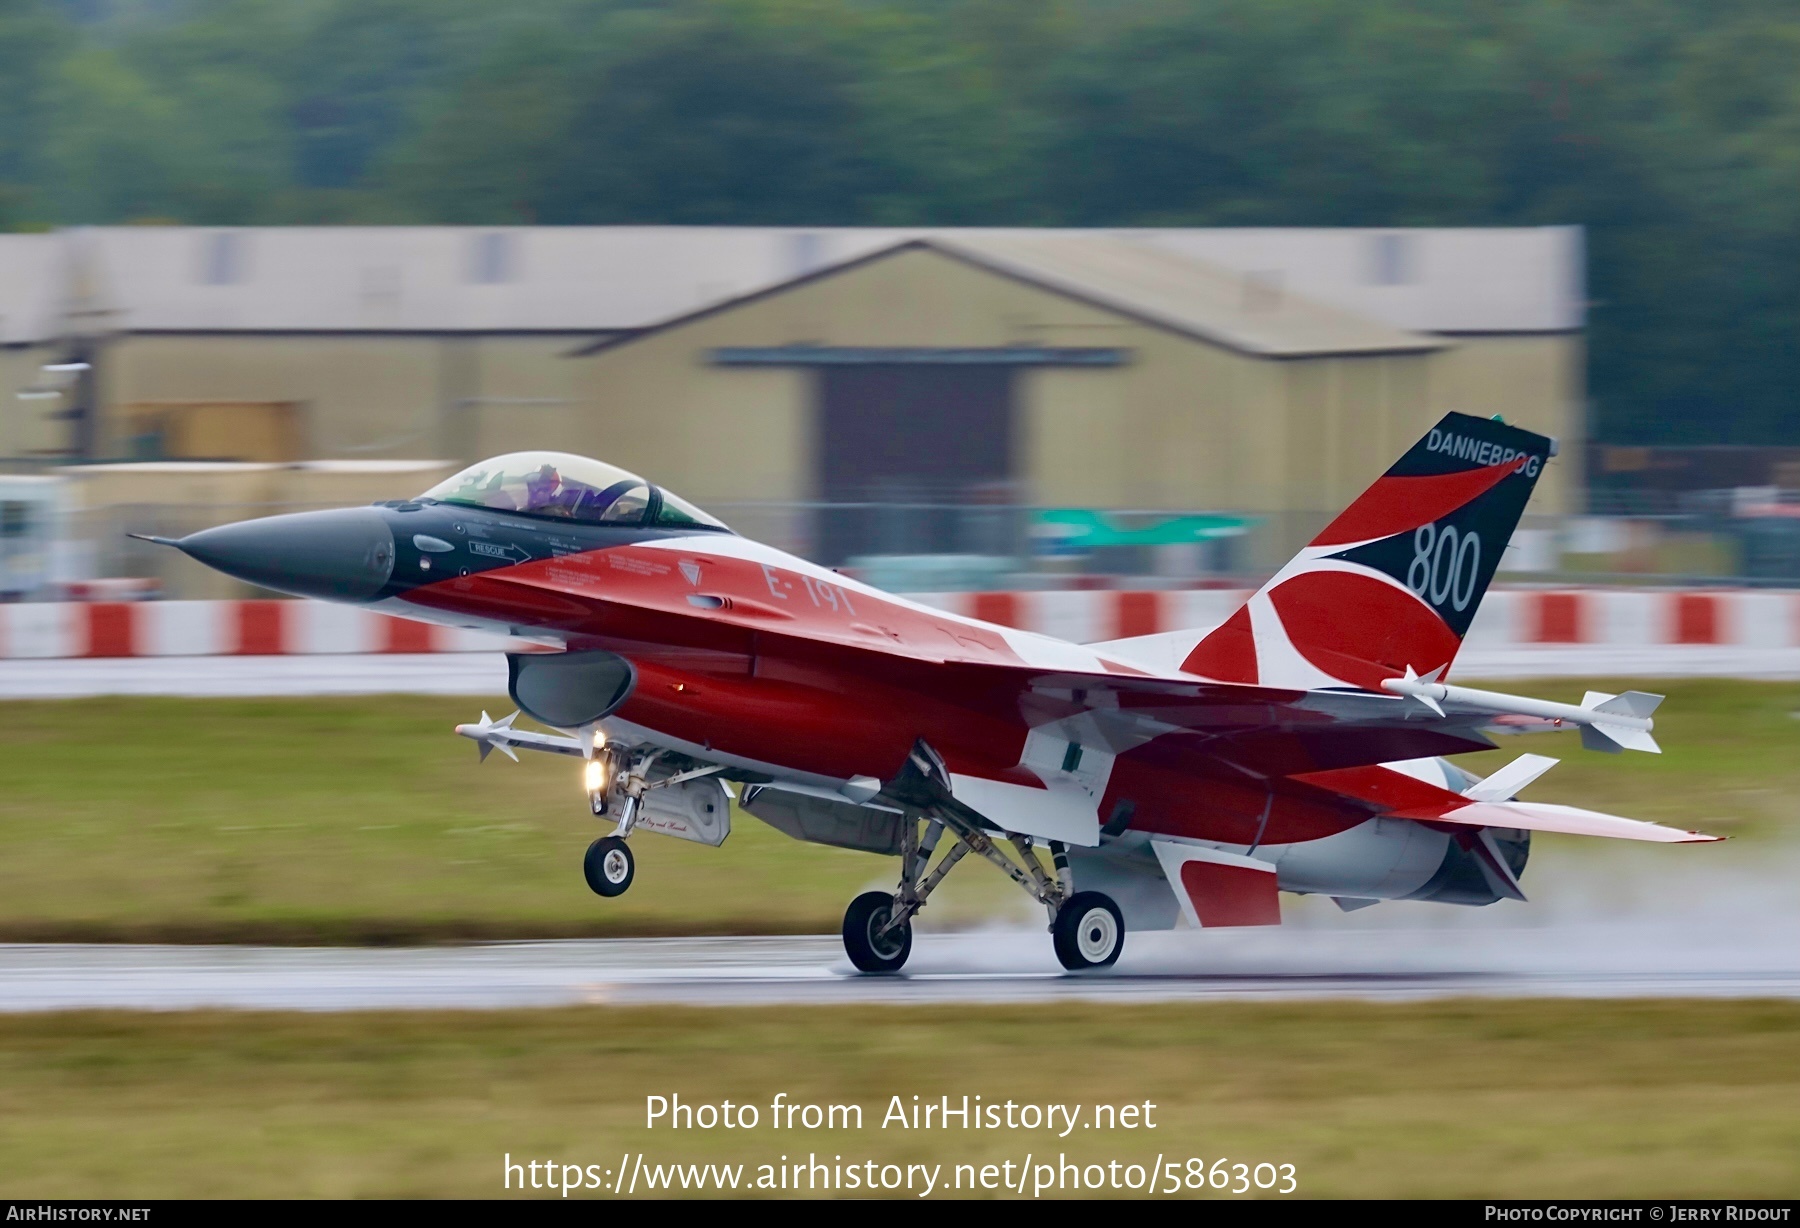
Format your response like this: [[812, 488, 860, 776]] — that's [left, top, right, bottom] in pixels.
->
[[0, 999, 1794, 1198], [0, 680, 1792, 943]]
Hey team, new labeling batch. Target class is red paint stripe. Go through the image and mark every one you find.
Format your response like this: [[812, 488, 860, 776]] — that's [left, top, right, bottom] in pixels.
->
[[1530, 592, 1585, 643], [1312, 463, 1515, 547], [1178, 860, 1281, 927], [1113, 591, 1162, 639], [972, 591, 1023, 629], [234, 601, 288, 655], [1671, 593, 1720, 645], [83, 602, 137, 657], [380, 616, 438, 653]]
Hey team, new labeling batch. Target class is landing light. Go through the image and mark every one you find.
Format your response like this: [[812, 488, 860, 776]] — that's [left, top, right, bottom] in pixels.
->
[[584, 759, 608, 794]]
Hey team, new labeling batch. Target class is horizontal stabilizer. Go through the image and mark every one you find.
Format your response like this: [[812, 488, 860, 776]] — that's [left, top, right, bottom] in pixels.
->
[[1461, 753, 1559, 801], [1296, 762, 1718, 843], [1400, 799, 1719, 843]]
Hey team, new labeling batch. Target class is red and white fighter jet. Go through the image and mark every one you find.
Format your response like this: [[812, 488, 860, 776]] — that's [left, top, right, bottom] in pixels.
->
[[158, 412, 1717, 972]]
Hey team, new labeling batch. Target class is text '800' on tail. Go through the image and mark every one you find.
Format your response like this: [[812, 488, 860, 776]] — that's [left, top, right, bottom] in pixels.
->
[[1184, 412, 1555, 692]]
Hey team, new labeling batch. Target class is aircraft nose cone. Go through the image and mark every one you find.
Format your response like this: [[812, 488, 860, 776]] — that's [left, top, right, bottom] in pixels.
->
[[177, 507, 396, 602]]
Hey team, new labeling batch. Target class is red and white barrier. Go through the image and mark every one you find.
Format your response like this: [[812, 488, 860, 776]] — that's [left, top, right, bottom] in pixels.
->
[[0, 600, 519, 659], [917, 588, 1800, 652], [1, 589, 1797, 658]]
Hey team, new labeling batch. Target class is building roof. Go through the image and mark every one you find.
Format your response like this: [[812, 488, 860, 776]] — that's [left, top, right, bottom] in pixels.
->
[[577, 234, 1442, 359], [0, 234, 63, 346], [933, 234, 1444, 356], [2, 224, 1582, 342]]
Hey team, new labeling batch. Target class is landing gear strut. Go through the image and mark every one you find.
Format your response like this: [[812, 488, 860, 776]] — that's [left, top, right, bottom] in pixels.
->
[[839, 805, 1125, 974]]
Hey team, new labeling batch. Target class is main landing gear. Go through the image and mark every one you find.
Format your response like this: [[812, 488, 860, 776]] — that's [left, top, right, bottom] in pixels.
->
[[840, 810, 1125, 974]]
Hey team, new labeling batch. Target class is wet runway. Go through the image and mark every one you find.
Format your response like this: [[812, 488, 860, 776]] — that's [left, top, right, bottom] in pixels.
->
[[3, 915, 1797, 1012], [4, 645, 1800, 700]]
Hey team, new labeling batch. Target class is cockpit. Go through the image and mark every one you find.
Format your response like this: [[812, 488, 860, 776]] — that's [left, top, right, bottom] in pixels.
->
[[418, 452, 731, 532]]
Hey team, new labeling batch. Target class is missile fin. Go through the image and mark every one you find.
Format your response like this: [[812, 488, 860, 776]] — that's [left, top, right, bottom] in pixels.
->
[[1581, 722, 1661, 754]]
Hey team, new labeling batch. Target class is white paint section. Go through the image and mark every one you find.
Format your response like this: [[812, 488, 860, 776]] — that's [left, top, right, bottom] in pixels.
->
[[948, 773, 1100, 847], [1246, 588, 1344, 689], [996, 628, 1106, 674], [1087, 628, 1209, 674], [1019, 725, 1116, 805]]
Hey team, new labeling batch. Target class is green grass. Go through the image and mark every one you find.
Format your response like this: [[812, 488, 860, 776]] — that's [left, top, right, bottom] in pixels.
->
[[0, 999, 1795, 1198], [0, 680, 1792, 943], [0, 695, 1025, 943]]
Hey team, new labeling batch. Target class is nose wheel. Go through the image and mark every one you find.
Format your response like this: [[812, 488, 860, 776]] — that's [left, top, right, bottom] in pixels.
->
[[583, 835, 635, 897]]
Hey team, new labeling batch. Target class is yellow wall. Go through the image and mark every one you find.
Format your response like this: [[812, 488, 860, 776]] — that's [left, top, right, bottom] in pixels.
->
[[94, 333, 592, 464]]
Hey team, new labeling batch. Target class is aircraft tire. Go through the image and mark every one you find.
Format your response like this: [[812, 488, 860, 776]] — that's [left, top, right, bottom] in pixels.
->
[[583, 836, 635, 897], [1052, 891, 1124, 971], [842, 891, 912, 973]]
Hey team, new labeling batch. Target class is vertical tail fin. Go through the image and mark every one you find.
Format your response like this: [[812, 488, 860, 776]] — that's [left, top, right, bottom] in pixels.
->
[[1184, 412, 1554, 691]]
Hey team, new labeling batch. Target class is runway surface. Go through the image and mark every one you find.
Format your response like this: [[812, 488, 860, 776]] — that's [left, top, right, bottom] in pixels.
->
[[4, 912, 1797, 1011], [5, 645, 1800, 700]]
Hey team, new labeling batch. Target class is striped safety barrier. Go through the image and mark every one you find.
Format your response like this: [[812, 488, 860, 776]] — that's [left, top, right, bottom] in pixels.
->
[[915, 588, 1800, 652], [0, 588, 1796, 658]]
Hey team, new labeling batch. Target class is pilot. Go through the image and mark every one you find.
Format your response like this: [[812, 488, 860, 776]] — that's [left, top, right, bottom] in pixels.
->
[[522, 463, 562, 513]]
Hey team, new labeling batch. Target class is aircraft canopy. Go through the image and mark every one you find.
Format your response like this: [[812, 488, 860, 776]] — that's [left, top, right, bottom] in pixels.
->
[[419, 451, 729, 530]]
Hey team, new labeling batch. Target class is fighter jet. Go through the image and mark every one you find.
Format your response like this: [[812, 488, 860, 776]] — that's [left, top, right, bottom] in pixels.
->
[[152, 412, 1716, 973]]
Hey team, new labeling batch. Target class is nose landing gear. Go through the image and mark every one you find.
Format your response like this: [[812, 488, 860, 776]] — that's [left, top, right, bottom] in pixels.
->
[[583, 835, 635, 897]]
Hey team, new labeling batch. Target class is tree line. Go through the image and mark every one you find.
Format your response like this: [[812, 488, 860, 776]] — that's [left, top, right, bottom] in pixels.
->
[[1, 0, 1796, 446]]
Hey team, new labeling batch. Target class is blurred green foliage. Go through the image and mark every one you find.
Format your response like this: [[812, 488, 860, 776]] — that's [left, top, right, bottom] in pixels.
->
[[1, 0, 1797, 443]]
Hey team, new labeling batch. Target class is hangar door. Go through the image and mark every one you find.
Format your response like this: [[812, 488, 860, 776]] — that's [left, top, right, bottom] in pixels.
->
[[815, 365, 1017, 564]]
